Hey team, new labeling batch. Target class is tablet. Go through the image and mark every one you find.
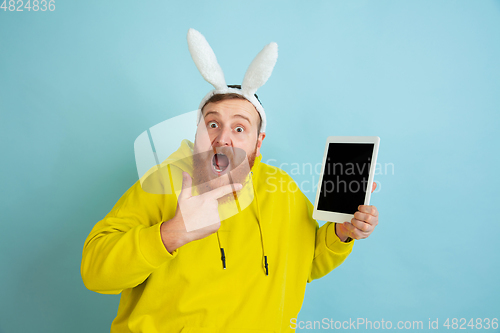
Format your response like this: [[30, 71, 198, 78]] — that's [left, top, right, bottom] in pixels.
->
[[313, 136, 380, 222]]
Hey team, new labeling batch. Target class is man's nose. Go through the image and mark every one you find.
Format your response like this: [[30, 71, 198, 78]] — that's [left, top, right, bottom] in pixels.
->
[[214, 126, 232, 147]]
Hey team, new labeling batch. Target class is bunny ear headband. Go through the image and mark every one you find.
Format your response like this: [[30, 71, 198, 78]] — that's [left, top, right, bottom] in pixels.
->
[[187, 28, 278, 133]]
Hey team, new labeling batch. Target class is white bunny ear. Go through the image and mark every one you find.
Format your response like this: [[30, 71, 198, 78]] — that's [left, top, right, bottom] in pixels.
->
[[241, 42, 278, 96], [187, 28, 227, 90]]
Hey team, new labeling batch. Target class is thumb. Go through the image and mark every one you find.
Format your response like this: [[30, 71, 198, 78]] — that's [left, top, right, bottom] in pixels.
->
[[180, 172, 193, 199]]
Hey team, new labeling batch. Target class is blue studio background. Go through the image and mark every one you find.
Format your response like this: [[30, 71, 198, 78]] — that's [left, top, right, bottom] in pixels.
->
[[1, 1, 499, 332]]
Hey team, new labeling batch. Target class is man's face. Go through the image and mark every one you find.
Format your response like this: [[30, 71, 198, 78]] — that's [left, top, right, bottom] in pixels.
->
[[192, 98, 266, 196]]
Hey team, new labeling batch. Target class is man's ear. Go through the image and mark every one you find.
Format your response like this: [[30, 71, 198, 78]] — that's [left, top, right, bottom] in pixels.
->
[[255, 132, 266, 157]]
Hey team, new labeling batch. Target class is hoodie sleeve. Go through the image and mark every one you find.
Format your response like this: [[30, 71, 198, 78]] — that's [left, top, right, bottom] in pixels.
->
[[81, 179, 178, 294], [305, 198, 354, 282]]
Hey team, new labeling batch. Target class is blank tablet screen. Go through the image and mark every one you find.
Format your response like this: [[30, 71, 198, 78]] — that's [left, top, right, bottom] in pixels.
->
[[317, 143, 374, 214]]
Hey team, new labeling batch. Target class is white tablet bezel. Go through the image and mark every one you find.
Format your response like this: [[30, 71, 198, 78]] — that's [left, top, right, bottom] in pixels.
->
[[312, 136, 380, 223]]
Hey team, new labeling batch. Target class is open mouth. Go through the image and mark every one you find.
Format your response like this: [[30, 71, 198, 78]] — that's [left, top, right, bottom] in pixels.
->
[[212, 153, 229, 173]]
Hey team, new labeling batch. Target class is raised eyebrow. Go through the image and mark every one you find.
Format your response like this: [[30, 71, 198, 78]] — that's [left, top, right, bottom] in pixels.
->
[[204, 111, 251, 125], [204, 111, 219, 119], [233, 114, 252, 125]]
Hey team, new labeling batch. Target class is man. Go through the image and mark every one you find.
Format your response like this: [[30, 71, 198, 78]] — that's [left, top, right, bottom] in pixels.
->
[[81, 29, 379, 332]]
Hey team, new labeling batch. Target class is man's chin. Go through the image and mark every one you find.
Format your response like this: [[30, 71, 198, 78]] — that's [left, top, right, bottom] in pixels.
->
[[193, 170, 250, 197], [217, 190, 238, 205]]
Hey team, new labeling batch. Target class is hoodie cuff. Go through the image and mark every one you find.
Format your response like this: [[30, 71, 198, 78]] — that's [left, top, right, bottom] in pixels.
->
[[326, 222, 354, 253], [139, 222, 178, 267]]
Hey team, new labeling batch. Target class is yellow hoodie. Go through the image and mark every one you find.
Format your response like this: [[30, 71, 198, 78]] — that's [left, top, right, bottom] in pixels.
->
[[81, 139, 354, 333]]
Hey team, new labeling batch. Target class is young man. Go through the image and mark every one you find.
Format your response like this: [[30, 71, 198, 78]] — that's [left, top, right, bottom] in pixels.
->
[[81, 29, 379, 333]]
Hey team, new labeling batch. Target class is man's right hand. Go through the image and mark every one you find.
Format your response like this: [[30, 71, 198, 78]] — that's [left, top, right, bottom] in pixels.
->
[[160, 172, 242, 253]]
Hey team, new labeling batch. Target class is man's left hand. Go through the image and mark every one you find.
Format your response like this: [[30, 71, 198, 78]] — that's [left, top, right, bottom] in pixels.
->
[[335, 182, 379, 242]]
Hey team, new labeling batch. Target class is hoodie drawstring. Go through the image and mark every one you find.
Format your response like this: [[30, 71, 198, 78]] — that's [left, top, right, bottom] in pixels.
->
[[252, 177, 269, 276], [216, 231, 226, 269], [216, 171, 268, 276]]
